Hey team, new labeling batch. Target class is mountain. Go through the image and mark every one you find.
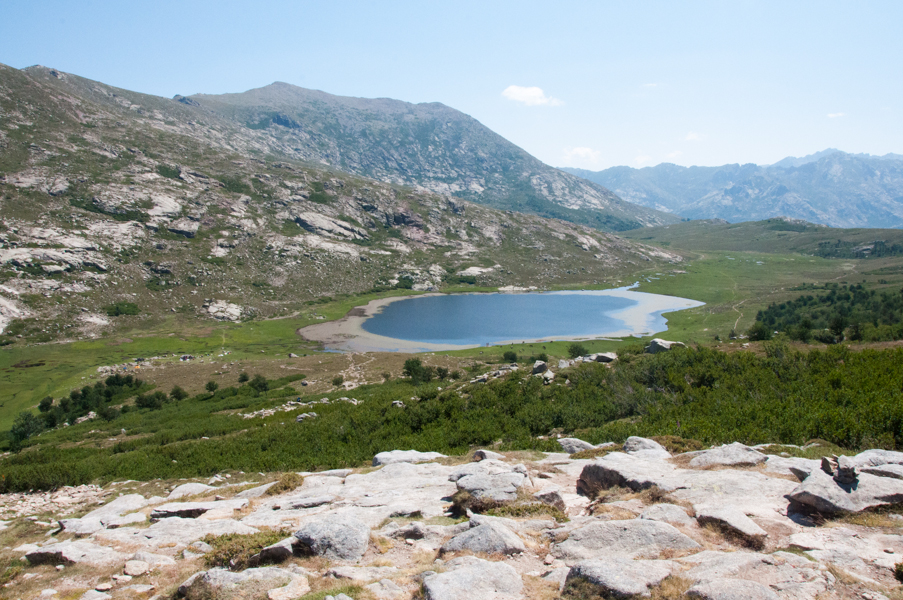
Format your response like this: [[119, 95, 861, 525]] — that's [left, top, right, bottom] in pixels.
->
[[563, 151, 903, 228], [0, 63, 681, 344]]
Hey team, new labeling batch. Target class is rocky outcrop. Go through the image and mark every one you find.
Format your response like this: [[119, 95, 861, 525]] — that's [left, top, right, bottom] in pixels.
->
[[440, 520, 526, 556], [372, 449, 446, 466], [180, 567, 309, 600], [645, 338, 687, 354], [565, 557, 674, 598], [687, 443, 768, 469], [553, 519, 701, 561], [421, 556, 523, 600], [293, 514, 370, 561]]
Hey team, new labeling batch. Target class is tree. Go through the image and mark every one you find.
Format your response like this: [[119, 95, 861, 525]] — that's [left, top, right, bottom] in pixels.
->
[[170, 386, 188, 401], [436, 367, 449, 380], [238, 372, 249, 384], [830, 315, 848, 340], [332, 375, 344, 387], [568, 343, 588, 359], [502, 351, 518, 363], [136, 392, 166, 409], [205, 381, 219, 394], [747, 322, 773, 341], [9, 411, 43, 449], [249, 374, 269, 393], [403, 358, 423, 378], [38, 397, 53, 413]]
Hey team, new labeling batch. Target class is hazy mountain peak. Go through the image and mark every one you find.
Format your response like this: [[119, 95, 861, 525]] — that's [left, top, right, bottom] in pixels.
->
[[770, 148, 843, 169]]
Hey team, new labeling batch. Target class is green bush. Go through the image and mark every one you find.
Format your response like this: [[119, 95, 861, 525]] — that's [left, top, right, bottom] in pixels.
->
[[568, 343, 588, 358], [502, 351, 518, 363], [104, 302, 140, 317]]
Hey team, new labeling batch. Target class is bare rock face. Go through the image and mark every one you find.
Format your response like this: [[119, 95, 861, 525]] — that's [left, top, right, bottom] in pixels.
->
[[180, 567, 309, 600], [26, 540, 128, 566], [695, 506, 768, 547], [644, 338, 686, 353], [206, 300, 242, 322], [565, 557, 674, 599], [553, 519, 701, 561], [639, 503, 694, 526], [372, 449, 446, 466], [440, 521, 526, 556], [788, 467, 903, 513], [421, 556, 523, 600], [293, 514, 370, 561], [686, 577, 780, 600]]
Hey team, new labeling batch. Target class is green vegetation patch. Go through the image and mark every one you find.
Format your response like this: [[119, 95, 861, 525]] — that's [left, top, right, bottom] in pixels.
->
[[104, 301, 140, 316], [203, 529, 293, 570]]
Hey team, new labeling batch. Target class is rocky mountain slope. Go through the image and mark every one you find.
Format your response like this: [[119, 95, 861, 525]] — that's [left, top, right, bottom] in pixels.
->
[[0, 63, 681, 343], [4, 438, 903, 599], [564, 150, 903, 228]]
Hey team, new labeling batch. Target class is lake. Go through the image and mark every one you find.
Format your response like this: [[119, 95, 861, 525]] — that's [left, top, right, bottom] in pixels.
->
[[357, 287, 704, 349]]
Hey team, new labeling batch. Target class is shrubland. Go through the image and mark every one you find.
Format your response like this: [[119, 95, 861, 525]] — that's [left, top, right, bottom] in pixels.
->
[[3, 342, 902, 492]]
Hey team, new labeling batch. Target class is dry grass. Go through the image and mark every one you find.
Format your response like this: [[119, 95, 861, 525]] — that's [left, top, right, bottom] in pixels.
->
[[570, 447, 615, 460], [827, 563, 864, 586], [649, 575, 694, 599], [265, 472, 305, 496], [371, 534, 395, 554], [522, 573, 562, 600], [651, 436, 704, 454], [589, 504, 637, 520]]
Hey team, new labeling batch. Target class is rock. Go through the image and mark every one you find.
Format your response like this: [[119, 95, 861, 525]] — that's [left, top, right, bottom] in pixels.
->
[[293, 514, 370, 561], [695, 506, 767, 546], [257, 537, 299, 563], [80, 591, 112, 600], [533, 486, 566, 511], [577, 452, 677, 495], [553, 519, 700, 561], [440, 521, 526, 555], [422, 556, 523, 600], [123, 560, 149, 576], [590, 352, 618, 363], [327, 566, 399, 583], [96, 516, 258, 548], [762, 455, 820, 479], [168, 482, 216, 499], [131, 551, 175, 567], [565, 558, 674, 598], [623, 436, 670, 458], [283, 495, 334, 509], [473, 449, 505, 461], [150, 498, 247, 519], [787, 467, 903, 513], [206, 300, 242, 322], [645, 338, 686, 354], [861, 463, 903, 479], [365, 578, 405, 599], [835, 455, 859, 484], [532, 360, 548, 374], [59, 494, 149, 535], [26, 540, 128, 566], [455, 471, 525, 504], [235, 482, 278, 499], [541, 370, 555, 383], [686, 578, 779, 600], [639, 503, 694, 526], [688, 443, 767, 469], [372, 449, 447, 466], [180, 567, 308, 600], [558, 359, 572, 369], [167, 218, 200, 238], [558, 438, 596, 454]]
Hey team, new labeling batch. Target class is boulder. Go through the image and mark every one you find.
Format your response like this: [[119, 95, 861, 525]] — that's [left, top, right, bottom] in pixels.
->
[[455, 471, 525, 504], [639, 503, 694, 526], [167, 218, 200, 238], [372, 449, 446, 466], [26, 540, 127, 566], [623, 436, 671, 459], [180, 567, 309, 600], [558, 359, 572, 369], [645, 339, 686, 354], [533, 486, 566, 511], [256, 537, 299, 563], [531, 360, 548, 374], [695, 506, 767, 546], [553, 519, 700, 561], [440, 521, 526, 555], [686, 578, 779, 600], [150, 498, 247, 520], [365, 578, 405, 599], [422, 556, 523, 600], [763, 455, 820, 479], [168, 482, 216, 499], [293, 514, 370, 561], [787, 468, 903, 513], [80, 592, 112, 600], [861, 463, 903, 479], [577, 452, 678, 496], [473, 449, 505, 461], [558, 438, 596, 454], [565, 558, 674, 598], [588, 352, 618, 363], [688, 443, 767, 469], [123, 560, 149, 576]]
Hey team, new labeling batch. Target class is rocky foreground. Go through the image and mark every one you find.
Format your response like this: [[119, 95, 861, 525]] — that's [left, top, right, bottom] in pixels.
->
[[4, 438, 903, 599]]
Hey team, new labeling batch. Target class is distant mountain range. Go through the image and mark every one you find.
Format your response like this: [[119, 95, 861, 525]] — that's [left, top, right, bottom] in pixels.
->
[[563, 150, 903, 228]]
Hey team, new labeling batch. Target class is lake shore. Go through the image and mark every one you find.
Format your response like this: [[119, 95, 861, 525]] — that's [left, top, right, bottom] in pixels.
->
[[297, 289, 704, 353]]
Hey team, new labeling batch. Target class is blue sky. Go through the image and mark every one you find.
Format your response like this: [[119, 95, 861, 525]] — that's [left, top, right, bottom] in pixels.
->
[[1, 1, 900, 170]]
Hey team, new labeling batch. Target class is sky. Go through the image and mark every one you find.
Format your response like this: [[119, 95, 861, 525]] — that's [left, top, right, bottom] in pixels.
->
[[1, 1, 901, 170]]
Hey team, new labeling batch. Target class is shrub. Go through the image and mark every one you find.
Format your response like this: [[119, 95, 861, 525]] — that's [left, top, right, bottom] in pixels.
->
[[502, 351, 518, 363], [170, 386, 188, 401], [238, 373, 249, 384], [203, 529, 293, 571], [205, 381, 219, 394], [746, 321, 773, 341], [104, 302, 140, 317], [436, 367, 449, 380], [38, 397, 53, 413], [568, 343, 588, 359], [249, 375, 269, 393], [332, 375, 344, 387]]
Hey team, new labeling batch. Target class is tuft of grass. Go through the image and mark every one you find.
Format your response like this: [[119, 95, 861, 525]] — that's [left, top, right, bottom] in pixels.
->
[[570, 447, 615, 460], [649, 576, 693, 600], [202, 529, 293, 570], [487, 502, 569, 522], [266, 472, 305, 496], [652, 436, 703, 454]]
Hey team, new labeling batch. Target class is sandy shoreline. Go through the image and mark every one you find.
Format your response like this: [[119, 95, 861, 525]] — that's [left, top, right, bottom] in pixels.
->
[[297, 289, 704, 353]]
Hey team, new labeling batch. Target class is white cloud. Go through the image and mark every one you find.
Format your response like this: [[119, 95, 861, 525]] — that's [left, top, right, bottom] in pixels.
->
[[562, 147, 601, 166], [685, 131, 702, 141], [827, 112, 845, 118], [634, 155, 652, 165], [502, 85, 563, 107], [666, 150, 683, 159]]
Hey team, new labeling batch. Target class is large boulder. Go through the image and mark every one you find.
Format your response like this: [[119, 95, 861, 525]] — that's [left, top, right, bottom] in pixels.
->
[[372, 449, 446, 466], [639, 503, 694, 526], [440, 521, 526, 555], [623, 436, 671, 459], [787, 468, 903, 513], [687, 443, 767, 469], [293, 514, 370, 561], [645, 339, 686, 354], [565, 558, 674, 599], [558, 438, 596, 454], [695, 506, 767, 547], [473, 449, 505, 462], [168, 482, 216, 499], [577, 452, 677, 495], [422, 556, 523, 600], [553, 519, 700, 561], [455, 472, 525, 505], [26, 540, 127, 566], [180, 567, 309, 600]]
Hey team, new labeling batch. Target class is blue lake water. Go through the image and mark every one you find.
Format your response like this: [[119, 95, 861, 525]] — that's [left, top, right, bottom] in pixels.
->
[[360, 289, 702, 347]]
